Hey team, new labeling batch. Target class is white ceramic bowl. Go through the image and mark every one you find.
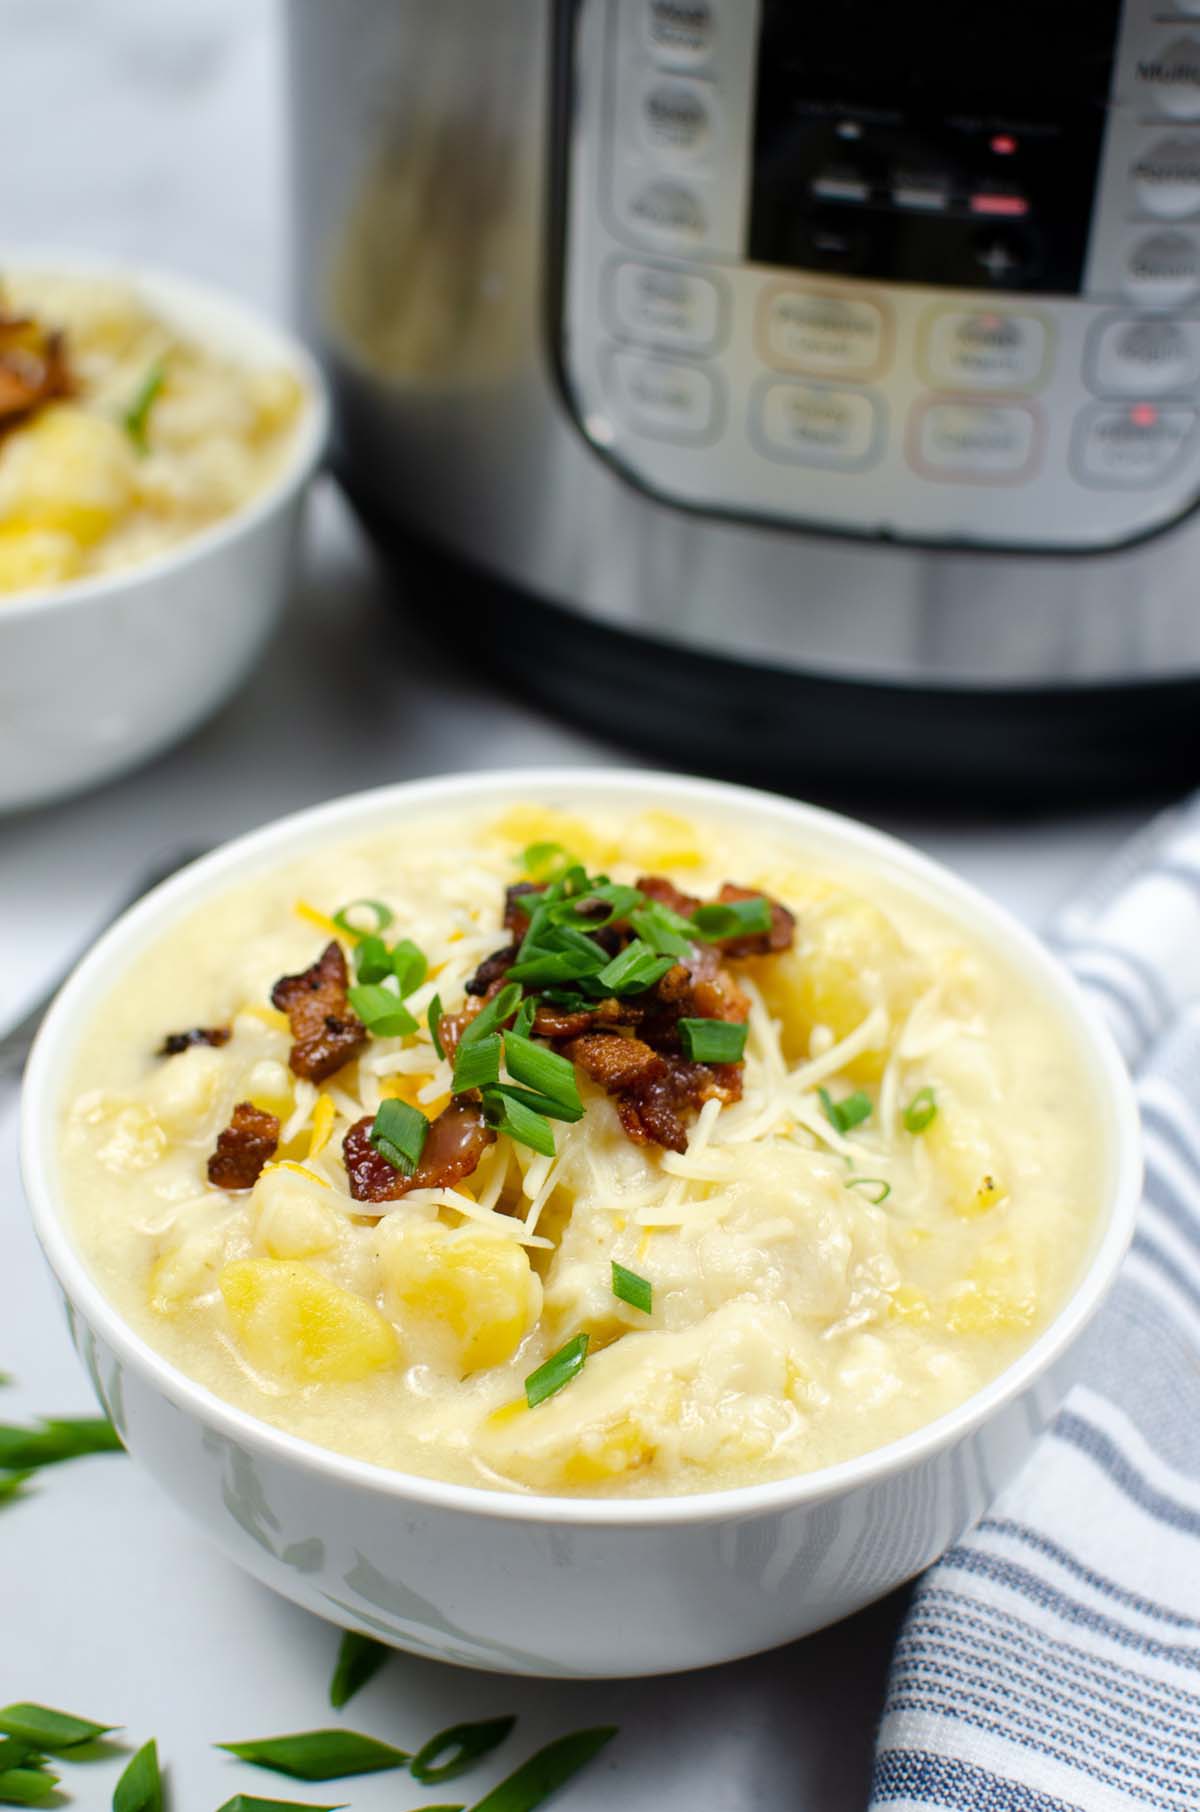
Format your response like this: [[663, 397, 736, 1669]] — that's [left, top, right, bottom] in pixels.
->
[[20, 770, 1142, 1677], [0, 252, 327, 813]]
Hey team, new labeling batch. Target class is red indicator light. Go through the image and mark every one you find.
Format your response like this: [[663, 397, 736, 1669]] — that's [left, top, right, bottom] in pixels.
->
[[970, 193, 1029, 217], [990, 134, 1018, 155], [1131, 403, 1158, 427]]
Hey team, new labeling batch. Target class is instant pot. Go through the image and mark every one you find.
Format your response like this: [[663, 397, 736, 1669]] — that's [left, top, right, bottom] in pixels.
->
[[288, 0, 1200, 797]]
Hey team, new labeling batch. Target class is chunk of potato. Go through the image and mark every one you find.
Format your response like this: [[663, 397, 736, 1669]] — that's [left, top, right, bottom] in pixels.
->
[[0, 522, 82, 591], [748, 886, 923, 1081], [0, 405, 136, 544], [252, 1169, 340, 1260], [378, 1220, 540, 1375], [219, 1259, 398, 1383], [926, 1107, 1007, 1217]]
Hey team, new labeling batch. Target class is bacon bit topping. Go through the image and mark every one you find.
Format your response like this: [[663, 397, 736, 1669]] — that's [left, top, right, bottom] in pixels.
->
[[713, 882, 796, 957], [0, 308, 73, 428], [615, 1057, 743, 1154], [634, 874, 701, 918], [465, 942, 519, 996], [271, 940, 367, 1082], [566, 1033, 666, 1094], [157, 1025, 231, 1057], [207, 1101, 279, 1191], [503, 882, 543, 935], [343, 1099, 495, 1203]]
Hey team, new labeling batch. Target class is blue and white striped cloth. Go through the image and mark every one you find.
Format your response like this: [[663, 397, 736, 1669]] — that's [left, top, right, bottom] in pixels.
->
[[871, 795, 1200, 1812]]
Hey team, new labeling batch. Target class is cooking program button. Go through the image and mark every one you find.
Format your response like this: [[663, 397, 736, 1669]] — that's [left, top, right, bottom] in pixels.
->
[[1089, 316, 1199, 395], [611, 263, 722, 352], [623, 179, 708, 244], [909, 400, 1039, 481], [607, 349, 718, 442], [1132, 136, 1200, 217], [1124, 230, 1200, 305], [922, 309, 1049, 392], [760, 289, 887, 378], [646, 0, 713, 65], [1073, 401, 1197, 486], [753, 382, 881, 468], [1134, 36, 1200, 120], [640, 80, 713, 157]]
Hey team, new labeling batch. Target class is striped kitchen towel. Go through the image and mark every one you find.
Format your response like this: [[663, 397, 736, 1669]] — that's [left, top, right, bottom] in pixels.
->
[[871, 794, 1200, 1812]]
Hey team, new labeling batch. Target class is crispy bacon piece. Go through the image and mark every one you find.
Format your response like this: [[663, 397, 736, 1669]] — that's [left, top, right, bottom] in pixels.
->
[[635, 874, 701, 918], [713, 882, 796, 957], [0, 313, 73, 426], [207, 1101, 279, 1190], [271, 941, 366, 1082], [566, 1032, 666, 1093], [503, 882, 543, 935], [465, 942, 519, 996], [616, 1056, 743, 1154], [157, 1025, 231, 1057], [343, 1099, 495, 1203]]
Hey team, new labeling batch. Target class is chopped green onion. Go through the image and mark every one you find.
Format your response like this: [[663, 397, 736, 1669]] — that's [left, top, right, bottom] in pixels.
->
[[611, 1262, 652, 1314], [507, 929, 608, 988], [677, 1018, 748, 1064], [818, 1087, 872, 1135], [353, 935, 393, 985], [332, 899, 394, 938], [113, 1738, 163, 1812], [503, 1033, 582, 1116], [122, 358, 166, 453], [389, 938, 428, 998], [512, 996, 536, 1039], [453, 1032, 502, 1094], [216, 1729, 409, 1781], [328, 1630, 389, 1710], [468, 1726, 617, 1812], [0, 1767, 58, 1805], [0, 1705, 117, 1751], [346, 983, 418, 1038], [903, 1087, 938, 1134], [846, 1177, 891, 1204], [595, 940, 675, 996], [368, 1098, 429, 1175], [519, 842, 572, 881], [0, 1471, 33, 1504], [490, 1084, 584, 1124], [459, 982, 523, 1050], [0, 1743, 36, 1774], [428, 994, 445, 1060], [525, 1333, 589, 1408], [410, 1716, 517, 1786], [546, 882, 642, 930], [0, 1419, 122, 1471], [691, 897, 771, 941], [629, 902, 693, 957], [482, 1088, 557, 1158], [214, 1797, 347, 1812]]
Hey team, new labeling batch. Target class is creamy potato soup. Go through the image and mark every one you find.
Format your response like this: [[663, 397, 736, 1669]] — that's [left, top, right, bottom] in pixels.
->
[[60, 804, 1103, 1497]]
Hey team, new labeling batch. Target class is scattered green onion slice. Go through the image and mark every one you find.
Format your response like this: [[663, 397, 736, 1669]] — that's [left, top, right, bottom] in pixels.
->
[[122, 358, 166, 454], [332, 899, 395, 938], [483, 1088, 557, 1159], [0, 1767, 59, 1805], [903, 1087, 938, 1134], [491, 1084, 584, 1125], [525, 1334, 589, 1409], [628, 902, 693, 957], [611, 1262, 652, 1315], [595, 940, 674, 996], [0, 1705, 117, 1751], [846, 1177, 891, 1204], [677, 1018, 748, 1064], [453, 1032, 502, 1095], [0, 1741, 36, 1773], [519, 842, 572, 881], [690, 897, 771, 941], [817, 1087, 872, 1135], [389, 938, 428, 998], [353, 935, 393, 985], [328, 1630, 389, 1711], [216, 1729, 409, 1782], [410, 1716, 517, 1786], [368, 1098, 428, 1176], [507, 931, 608, 989], [512, 996, 536, 1039], [215, 1798, 347, 1812], [503, 1033, 582, 1117], [113, 1738, 163, 1812], [546, 882, 642, 931], [346, 984, 418, 1039], [0, 1470, 33, 1504], [0, 1420, 122, 1471], [459, 982, 523, 1050], [468, 1726, 617, 1812], [428, 994, 445, 1060]]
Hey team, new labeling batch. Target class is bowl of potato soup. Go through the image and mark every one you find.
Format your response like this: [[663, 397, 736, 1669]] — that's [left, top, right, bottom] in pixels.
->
[[20, 771, 1141, 1676], [0, 252, 325, 811]]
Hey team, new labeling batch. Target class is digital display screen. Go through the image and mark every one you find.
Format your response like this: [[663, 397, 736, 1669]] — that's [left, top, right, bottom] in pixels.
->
[[747, 1, 1122, 294]]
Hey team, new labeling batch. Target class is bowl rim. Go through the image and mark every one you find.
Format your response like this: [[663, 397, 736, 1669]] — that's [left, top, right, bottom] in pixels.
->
[[20, 767, 1144, 1528], [0, 246, 328, 620]]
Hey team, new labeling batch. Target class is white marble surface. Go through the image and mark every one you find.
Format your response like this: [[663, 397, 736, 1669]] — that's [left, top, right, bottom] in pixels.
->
[[0, 3, 1161, 1808]]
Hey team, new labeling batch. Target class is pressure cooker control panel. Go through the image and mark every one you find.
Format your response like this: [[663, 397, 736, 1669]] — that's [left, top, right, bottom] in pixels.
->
[[558, 0, 1200, 549]]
